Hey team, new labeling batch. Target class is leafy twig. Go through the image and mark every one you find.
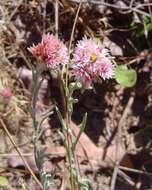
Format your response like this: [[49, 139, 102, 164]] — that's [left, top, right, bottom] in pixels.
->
[[72, 113, 87, 150]]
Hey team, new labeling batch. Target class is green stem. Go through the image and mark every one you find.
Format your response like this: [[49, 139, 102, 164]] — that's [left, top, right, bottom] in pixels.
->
[[31, 66, 44, 187]]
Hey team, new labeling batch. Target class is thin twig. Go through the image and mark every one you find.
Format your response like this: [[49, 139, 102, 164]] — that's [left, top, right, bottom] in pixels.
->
[[110, 161, 120, 190], [118, 169, 135, 187], [129, 0, 135, 8], [118, 95, 135, 128], [60, 0, 94, 37], [147, 0, 152, 21], [135, 3, 152, 9], [110, 94, 135, 190], [119, 166, 152, 177], [70, 0, 151, 17], [7, 0, 23, 23], [0, 166, 31, 174], [54, 0, 59, 37], [0, 119, 43, 189], [0, 153, 33, 157], [43, 0, 47, 33], [68, 0, 82, 53]]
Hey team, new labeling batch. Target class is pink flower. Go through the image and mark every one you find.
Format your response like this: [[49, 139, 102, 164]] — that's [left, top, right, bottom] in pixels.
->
[[72, 37, 115, 88], [0, 87, 12, 100], [28, 34, 68, 69]]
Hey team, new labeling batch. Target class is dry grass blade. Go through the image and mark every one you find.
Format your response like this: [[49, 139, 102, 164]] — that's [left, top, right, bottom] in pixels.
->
[[65, 0, 83, 94]]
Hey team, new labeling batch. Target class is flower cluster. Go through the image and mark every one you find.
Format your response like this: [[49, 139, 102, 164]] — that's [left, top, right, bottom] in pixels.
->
[[28, 34, 115, 88], [28, 34, 68, 69], [72, 37, 115, 88]]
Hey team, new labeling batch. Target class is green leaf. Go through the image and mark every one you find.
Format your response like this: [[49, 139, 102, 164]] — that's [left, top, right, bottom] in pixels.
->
[[146, 23, 152, 32], [143, 15, 151, 25], [72, 113, 87, 150], [115, 65, 137, 87], [0, 176, 9, 187]]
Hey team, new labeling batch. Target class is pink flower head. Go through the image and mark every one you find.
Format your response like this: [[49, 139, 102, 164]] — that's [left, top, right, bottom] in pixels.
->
[[0, 87, 12, 100], [28, 34, 68, 69], [72, 37, 115, 88]]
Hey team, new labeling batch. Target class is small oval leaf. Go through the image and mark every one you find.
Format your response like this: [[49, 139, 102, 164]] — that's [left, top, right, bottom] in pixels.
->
[[115, 65, 137, 87], [0, 176, 9, 187]]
